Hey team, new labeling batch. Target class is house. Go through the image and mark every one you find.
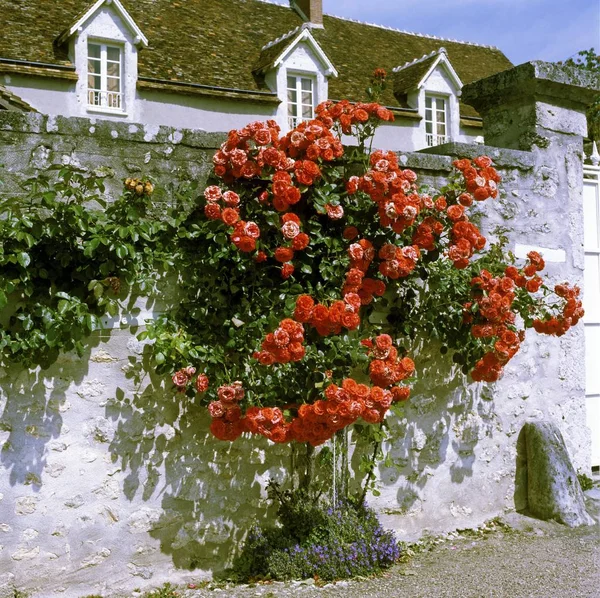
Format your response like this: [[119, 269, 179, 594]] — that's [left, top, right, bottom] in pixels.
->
[[0, 0, 513, 151]]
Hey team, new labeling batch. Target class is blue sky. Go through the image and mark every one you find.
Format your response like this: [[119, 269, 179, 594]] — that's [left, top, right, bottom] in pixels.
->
[[271, 0, 599, 65]]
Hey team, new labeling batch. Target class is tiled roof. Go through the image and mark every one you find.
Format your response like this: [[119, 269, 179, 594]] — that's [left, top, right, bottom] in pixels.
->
[[393, 53, 440, 97], [0, 84, 36, 111], [0, 0, 513, 112]]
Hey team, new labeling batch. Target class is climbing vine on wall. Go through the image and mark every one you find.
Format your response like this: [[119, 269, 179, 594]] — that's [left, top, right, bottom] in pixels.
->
[[0, 170, 174, 368]]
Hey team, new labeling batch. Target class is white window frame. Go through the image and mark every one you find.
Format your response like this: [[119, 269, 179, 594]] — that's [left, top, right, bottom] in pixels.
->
[[286, 73, 316, 130], [87, 41, 124, 113], [424, 94, 449, 147]]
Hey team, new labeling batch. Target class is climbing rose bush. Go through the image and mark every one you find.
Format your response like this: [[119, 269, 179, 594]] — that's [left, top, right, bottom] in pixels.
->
[[147, 77, 582, 446]]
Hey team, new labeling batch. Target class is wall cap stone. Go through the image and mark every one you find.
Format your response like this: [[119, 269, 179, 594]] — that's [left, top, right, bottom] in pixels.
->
[[0, 111, 226, 150], [462, 61, 600, 114], [419, 141, 535, 170]]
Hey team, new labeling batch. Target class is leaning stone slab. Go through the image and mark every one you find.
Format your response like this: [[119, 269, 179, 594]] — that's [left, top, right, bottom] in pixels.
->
[[515, 420, 594, 527]]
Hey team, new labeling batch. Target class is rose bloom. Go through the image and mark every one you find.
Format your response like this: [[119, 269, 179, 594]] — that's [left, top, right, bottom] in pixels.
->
[[474, 155, 493, 169], [375, 334, 393, 351], [217, 385, 237, 403], [172, 370, 189, 388], [292, 233, 309, 250], [222, 190, 240, 207], [281, 263, 294, 279], [343, 225, 359, 240], [204, 203, 221, 220], [204, 185, 222, 202], [458, 192, 473, 207], [325, 204, 344, 220], [346, 177, 359, 195], [195, 374, 209, 393], [434, 196, 447, 211], [348, 243, 364, 261], [236, 235, 256, 252], [244, 221, 261, 239], [255, 250, 267, 263], [221, 207, 240, 226], [208, 401, 226, 419], [447, 204, 465, 222], [274, 246, 295, 263], [281, 220, 301, 239], [344, 292, 361, 311]]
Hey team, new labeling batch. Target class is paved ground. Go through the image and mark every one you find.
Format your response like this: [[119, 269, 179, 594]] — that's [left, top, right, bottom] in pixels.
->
[[172, 489, 600, 598]]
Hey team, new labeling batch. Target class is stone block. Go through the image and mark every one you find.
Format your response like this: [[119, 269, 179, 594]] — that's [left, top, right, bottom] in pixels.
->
[[515, 420, 594, 527]]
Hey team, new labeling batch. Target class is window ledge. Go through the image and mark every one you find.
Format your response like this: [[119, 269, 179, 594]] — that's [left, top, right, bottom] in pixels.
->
[[86, 106, 128, 117]]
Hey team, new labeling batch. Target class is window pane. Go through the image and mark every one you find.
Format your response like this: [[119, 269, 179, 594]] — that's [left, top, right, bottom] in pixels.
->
[[425, 108, 432, 121], [107, 47, 120, 62], [107, 61, 120, 77], [88, 74, 101, 90], [301, 91, 312, 104], [301, 78, 312, 91], [88, 43, 101, 59], [425, 96, 432, 109], [287, 89, 297, 103], [437, 110, 446, 123], [287, 76, 296, 89], [107, 77, 120, 92], [88, 59, 101, 75], [426, 121, 433, 134], [437, 123, 446, 136], [288, 100, 298, 118], [302, 105, 313, 119]]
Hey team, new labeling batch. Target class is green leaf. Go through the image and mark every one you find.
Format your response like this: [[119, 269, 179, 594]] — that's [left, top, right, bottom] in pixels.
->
[[17, 252, 30, 268]]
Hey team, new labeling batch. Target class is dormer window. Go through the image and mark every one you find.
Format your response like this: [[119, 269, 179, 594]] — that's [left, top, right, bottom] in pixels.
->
[[87, 42, 123, 111], [425, 95, 448, 147], [254, 25, 337, 132], [287, 74, 315, 129]]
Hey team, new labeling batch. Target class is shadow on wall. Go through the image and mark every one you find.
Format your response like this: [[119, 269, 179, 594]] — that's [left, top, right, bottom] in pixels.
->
[[105, 337, 495, 571], [0, 343, 99, 488], [106, 351, 305, 571], [357, 337, 498, 516]]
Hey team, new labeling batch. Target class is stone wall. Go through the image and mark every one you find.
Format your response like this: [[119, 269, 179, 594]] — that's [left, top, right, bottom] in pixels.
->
[[0, 63, 597, 597]]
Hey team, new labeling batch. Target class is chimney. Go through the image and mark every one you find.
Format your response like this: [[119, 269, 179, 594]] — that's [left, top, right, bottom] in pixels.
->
[[291, 0, 323, 26]]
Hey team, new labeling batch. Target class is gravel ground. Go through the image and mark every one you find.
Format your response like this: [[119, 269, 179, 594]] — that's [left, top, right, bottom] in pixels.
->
[[168, 490, 600, 598]]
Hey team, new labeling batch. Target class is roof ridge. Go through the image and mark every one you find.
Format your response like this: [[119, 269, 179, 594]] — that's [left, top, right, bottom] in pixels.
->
[[325, 13, 500, 51], [261, 22, 313, 51], [392, 47, 446, 73]]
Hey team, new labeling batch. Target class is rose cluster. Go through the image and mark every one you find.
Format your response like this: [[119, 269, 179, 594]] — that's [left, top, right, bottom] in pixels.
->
[[172, 367, 209, 394], [253, 318, 306, 365], [293, 294, 361, 336], [364, 334, 415, 391], [209, 382, 246, 441], [533, 283, 584, 336], [315, 100, 394, 134]]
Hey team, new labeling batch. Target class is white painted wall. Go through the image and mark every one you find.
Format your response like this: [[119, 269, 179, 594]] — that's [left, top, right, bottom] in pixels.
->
[[137, 90, 277, 131]]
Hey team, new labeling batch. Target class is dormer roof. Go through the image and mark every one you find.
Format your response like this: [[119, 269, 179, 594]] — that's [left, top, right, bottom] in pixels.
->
[[0, 84, 36, 112], [55, 0, 148, 47], [392, 48, 463, 95], [254, 24, 337, 77]]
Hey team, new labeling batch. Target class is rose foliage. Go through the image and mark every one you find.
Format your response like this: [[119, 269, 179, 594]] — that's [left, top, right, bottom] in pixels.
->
[[142, 91, 583, 448]]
